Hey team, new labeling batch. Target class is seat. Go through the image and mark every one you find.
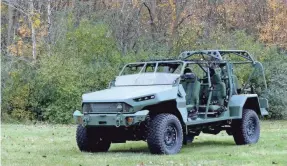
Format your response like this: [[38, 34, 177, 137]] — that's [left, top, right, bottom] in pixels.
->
[[199, 69, 226, 113], [232, 75, 242, 94], [220, 65, 229, 86], [219, 63, 242, 94], [199, 68, 223, 105], [211, 70, 226, 105], [181, 68, 201, 107]]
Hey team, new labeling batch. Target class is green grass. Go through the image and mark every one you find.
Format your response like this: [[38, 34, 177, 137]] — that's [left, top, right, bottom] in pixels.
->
[[1, 121, 287, 166]]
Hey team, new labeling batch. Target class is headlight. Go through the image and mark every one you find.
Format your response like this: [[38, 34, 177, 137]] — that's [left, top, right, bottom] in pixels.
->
[[133, 95, 155, 102], [115, 103, 133, 112], [116, 103, 123, 111]]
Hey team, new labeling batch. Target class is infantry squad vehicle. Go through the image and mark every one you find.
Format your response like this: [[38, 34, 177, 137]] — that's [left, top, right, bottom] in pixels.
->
[[73, 50, 268, 154]]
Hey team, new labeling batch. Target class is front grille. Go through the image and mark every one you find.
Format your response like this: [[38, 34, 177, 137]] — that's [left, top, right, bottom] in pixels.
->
[[83, 103, 121, 113]]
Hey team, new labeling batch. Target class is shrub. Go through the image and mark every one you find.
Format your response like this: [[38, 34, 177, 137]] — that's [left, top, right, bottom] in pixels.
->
[[263, 56, 287, 119], [2, 22, 286, 123], [1, 55, 36, 122]]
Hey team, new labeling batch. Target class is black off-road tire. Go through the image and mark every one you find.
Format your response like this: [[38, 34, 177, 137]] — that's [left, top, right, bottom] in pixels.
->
[[232, 109, 260, 145], [76, 125, 111, 152], [147, 114, 183, 154]]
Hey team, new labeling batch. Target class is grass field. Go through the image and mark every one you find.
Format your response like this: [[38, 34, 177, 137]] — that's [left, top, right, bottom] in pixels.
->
[[1, 121, 287, 166]]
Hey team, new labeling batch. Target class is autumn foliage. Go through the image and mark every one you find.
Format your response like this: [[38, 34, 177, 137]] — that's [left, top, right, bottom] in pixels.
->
[[1, 0, 287, 123]]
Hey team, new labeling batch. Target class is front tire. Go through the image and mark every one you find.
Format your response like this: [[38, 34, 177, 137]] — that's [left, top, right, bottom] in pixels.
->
[[147, 114, 183, 154], [76, 125, 111, 152], [232, 109, 260, 145]]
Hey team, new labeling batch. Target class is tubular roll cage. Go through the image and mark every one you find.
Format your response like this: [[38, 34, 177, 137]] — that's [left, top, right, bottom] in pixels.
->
[[179, 50, 255, 63], [120, 50, 267, 90]]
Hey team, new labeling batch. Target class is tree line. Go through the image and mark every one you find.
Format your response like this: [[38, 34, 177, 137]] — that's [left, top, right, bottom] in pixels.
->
[[1, 0, 287, 123]]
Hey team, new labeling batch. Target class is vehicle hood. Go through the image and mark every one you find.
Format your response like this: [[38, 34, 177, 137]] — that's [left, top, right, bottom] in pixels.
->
[[82, 85, 177, 103]]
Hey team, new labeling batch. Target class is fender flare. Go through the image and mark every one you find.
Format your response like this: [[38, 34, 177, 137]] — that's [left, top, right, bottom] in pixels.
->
[[228, 94, 268, 119]]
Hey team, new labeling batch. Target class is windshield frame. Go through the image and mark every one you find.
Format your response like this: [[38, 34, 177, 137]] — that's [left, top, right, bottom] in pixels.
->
[[114, 61, 184, 86], [119, 60, 185, 76]]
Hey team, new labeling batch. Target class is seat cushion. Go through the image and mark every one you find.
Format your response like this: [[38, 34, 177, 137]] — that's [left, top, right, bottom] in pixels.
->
[[209, 105, 221, 111], [198, 105, 221, 112]]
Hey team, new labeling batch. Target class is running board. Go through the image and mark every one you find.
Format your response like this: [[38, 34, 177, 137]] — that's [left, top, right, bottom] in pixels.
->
[[197, 112, 218, 115]]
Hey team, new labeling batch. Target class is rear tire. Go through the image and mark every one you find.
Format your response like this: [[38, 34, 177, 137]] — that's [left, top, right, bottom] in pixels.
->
[[232, 109, 260, 145], [76, 125, 111, 152], [147, 114, 183, 154]]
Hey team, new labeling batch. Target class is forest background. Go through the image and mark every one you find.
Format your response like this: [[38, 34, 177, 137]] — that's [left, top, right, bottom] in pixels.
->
[[1, 0, 287, 123]]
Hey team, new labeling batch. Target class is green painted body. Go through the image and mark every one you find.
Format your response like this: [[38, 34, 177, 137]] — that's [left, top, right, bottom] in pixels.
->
[[73, 50, 268, 136]]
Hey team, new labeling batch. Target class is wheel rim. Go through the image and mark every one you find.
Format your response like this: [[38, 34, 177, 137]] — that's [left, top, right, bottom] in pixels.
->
[[164, 124, 177, 149], [246, 117, 257, 138]]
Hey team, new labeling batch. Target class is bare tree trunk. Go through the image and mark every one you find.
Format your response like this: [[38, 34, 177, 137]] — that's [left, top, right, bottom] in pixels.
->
[[47, 0, 51, 56], [7, 1, 14, 48], [143, 2, 156, 41], [168, 1, 188, 52], [29, 0, 36, 60]]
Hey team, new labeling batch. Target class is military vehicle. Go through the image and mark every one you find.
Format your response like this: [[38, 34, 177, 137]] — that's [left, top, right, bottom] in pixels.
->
[[73, 50, 268, 154]]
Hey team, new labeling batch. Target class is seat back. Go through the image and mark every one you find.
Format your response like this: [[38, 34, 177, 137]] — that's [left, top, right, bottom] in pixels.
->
[[181, 74, 201, 106], [232, 75, 242, 94], [211, 71, 226, 105]]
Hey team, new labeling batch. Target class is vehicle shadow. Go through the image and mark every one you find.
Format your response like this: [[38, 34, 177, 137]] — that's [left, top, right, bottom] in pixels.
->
[[183, 140, 235, 149], [108, 140, 235, 154], [109, 146, 150, 153]]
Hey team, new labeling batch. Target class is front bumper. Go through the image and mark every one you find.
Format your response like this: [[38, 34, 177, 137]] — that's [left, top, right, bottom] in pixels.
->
[[73, 110, 149, 127]]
